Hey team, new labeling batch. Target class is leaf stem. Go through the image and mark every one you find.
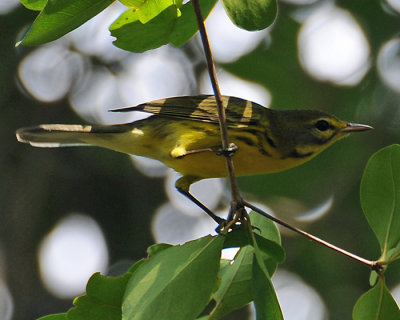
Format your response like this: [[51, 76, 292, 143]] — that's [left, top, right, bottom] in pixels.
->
[[192, 0, 243, 219], [243, 200, 382, 271]]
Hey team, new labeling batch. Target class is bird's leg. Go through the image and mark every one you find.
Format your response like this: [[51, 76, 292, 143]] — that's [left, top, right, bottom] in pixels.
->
[[171, 144, 238, 229], [175, 176, 226, 226]]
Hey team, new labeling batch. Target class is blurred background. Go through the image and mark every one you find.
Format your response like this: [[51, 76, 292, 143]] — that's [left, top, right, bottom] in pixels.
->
[[1, 0, 400, 319]]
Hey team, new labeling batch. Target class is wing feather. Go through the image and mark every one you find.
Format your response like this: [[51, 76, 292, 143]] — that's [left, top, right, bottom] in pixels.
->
[[110, 95, 266, 126]]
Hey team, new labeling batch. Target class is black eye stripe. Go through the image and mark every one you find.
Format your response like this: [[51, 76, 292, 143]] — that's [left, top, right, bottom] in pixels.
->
[[315, 120, 330, 131]]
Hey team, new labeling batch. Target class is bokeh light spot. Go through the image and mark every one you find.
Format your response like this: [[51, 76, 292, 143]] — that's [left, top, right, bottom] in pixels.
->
[[130, 156, 170, 178], [392, 283, 400, 306], [0, 279, 13, 320], [383, 0, 400, 14], [68, 2, 127, 63], [205, 1, 269, 63], [18, 44, 83, 102], [0, 0, 19, 15], [295, 195, 334, 222], [117, 47, 195, 107], [69, 66, 126, 124], [152, 203, 218, 244], [298, 4, 370, 85], [38, 214, 109, 298], [271, 270, 327, 320], [377, 37, 400, 92], [200, 70, 271, 107]]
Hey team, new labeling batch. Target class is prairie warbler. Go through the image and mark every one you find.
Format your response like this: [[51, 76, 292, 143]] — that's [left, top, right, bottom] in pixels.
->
[[16, 95, 372, 223]]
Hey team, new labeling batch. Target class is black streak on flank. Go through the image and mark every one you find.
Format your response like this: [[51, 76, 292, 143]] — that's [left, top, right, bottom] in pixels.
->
[[235, 135, 256, 146], [255, 131, 271, 157], [266, 135, 277, 149]]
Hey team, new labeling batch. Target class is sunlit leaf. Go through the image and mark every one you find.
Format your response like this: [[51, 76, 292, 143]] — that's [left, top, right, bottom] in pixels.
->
[[118, 0, 145, 8], [67, 272, 132, 320], [136, 0, 178, 24], [20, 0, 114, 46], [110, 6, 178, 52], [222, 0, 277, 31], [360, 145, 400, 256], [20, 0, 47, 11], [353, 280, 400, 320], [110, 0, 216, 52], [122, 235, 225, 320]]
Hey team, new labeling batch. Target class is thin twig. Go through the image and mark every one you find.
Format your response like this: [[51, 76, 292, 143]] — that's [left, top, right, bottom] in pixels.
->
[[243, 200, 382, 271], [192, 0, 243, 218]]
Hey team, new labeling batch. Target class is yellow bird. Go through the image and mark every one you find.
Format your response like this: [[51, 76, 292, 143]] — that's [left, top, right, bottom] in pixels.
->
[[16, 95, 372, 223]]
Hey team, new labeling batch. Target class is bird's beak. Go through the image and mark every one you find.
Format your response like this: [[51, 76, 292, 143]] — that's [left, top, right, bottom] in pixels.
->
[[341, 123, 374, 133]]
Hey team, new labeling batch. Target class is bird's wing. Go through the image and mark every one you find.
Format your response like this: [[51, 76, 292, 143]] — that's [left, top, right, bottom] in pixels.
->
[[110, 95, 265, 126]]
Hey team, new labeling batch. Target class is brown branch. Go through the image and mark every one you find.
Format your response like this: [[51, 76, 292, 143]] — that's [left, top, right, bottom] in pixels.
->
[[243, 200, 382, 271], [192, 0, 243, 219]]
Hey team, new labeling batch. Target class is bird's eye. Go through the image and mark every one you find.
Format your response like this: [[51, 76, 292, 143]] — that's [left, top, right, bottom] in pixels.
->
[[315, 120, 330, 131]]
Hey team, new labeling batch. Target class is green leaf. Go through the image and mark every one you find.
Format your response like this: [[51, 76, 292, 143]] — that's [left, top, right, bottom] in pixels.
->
[[110, 0, 217, 52], [128, 259, 145, 273], [37, 314, 67, 320], [67, 272, 132, 320], [360, 145, 400, 256], [146, 242, 173, 257], [249, 210, 281, 245], [136, 0, 178, 24], [250, 210, 285, 267], [169, 0, 217, 47], [254, 233, 284, 274], [222, 0, 277, 31], [122, 235, 225, 320], [353, 280, 400, 320], [20, 0, 114, 46], [388, 241, 400, 262], [252, 248, 283, 320], [224, 218, 285, 269], [223, 225, 252, 249], [369, 271, 378, 287], [209, 245, 253, 319], [210, 211, 285, 319], [118, 0, 145, 8], [20, 0, 47, 11], [110, 6, 178, 52]]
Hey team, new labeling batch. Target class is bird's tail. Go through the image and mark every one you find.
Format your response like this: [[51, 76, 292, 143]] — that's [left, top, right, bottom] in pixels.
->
[[16, 124, 96, 147], [16, 123, 141, 154]]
